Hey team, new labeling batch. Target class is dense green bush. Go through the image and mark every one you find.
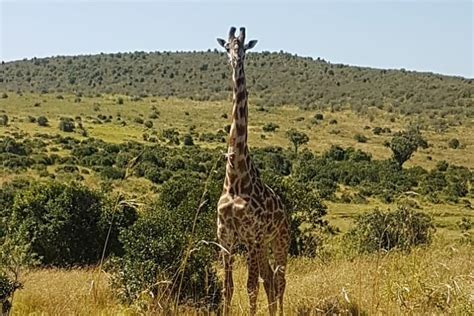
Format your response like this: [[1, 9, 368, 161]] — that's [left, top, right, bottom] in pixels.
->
[[4, 181, 137, 266], [110, 174, 221, 307], [345, 207, 435, 253], [263, 175, 332, 257]]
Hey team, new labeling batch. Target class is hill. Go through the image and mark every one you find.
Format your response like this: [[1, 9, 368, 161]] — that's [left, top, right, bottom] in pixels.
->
[[1, 51, 473, 117]]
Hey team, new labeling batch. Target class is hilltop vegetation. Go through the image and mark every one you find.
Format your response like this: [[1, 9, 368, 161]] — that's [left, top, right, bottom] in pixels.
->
[[1, 51, 473, 117]]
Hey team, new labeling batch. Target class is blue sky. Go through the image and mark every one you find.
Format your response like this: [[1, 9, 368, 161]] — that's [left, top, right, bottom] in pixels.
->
[[1, 0, 472, 78]]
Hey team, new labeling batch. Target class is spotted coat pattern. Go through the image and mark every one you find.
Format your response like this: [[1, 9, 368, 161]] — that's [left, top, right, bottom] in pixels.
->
[[216, 27, 290, 316]]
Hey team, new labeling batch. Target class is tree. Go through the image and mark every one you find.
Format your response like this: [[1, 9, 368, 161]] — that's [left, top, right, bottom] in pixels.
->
[[285, 128, 309, 154], [388, 127, 428, 168]]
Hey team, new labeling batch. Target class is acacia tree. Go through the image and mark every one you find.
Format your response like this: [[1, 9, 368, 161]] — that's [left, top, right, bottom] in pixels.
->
[[286, 128, 309, 154], [388, 126, 428, 168]]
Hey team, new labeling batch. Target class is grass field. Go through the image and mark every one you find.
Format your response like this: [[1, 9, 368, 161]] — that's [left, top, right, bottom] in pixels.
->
[[2, 93, 473, 315], [11, 240, 473, 315], [1, 93, 473, 170]]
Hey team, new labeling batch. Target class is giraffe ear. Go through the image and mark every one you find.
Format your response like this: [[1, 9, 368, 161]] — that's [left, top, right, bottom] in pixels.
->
[[244, 40, 258, 50], [217, 38, 227, 49]]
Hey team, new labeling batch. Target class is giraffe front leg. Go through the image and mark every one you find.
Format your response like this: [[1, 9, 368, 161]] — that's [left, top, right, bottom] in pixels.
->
[[222, 249, 234, 316], [247, 246, 260, 316]]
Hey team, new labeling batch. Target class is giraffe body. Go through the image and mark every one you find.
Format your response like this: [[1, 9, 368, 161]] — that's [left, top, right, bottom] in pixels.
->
[[217, 27, 290, 316]]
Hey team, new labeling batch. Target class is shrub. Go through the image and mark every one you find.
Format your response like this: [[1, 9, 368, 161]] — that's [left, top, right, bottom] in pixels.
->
[[372, 127, 383, 135], [117, 97, 124, 105], [144, 120, 153, 128], [345, 207, 435, 253], [329, 119, 338, 125], [0, 114, 8, 126], [5, 181, 136, 266], [1, 92, 8, 99], [262, 122, 279, 132], [99, 166, 125, 180], [314, 113, 324, 120], [183, 134, 194, 146], [58, 118, 75, 132], [0, 273, 21, 315], [110, 174, 221, 307], [161, 128, 180, 145], [448, 138, 460, 149], [37, 116, 48, 127], [133, 117, 144, 125], [264, 175, 333, 257], [354, 133, 368, 143], [149, 111, 159, 119]]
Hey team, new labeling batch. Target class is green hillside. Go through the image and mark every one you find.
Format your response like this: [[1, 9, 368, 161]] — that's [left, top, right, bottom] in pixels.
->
[[1, 51, 473, 116]]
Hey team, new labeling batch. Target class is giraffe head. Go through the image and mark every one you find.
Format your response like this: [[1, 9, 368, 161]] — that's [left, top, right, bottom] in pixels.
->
[[217, 27, 258, 68]]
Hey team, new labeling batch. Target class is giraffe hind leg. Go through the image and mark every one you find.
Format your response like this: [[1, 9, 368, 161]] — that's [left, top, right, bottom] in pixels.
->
[[272, 233, 289, 316], [259, 248, 277, 316]]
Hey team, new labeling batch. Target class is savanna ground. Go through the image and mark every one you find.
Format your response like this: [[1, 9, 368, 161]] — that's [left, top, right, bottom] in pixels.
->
[[1, 93, 473, 315]]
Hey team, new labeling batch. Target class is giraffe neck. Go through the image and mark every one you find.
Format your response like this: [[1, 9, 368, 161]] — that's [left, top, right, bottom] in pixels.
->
[[228, 61, 248, 162], [223, 62, 252, 193]]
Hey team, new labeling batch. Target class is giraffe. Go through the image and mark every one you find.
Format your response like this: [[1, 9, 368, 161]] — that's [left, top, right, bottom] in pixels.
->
[[216, 27, 290, 316]]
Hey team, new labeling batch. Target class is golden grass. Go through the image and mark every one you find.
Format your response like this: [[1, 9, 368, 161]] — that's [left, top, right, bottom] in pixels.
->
[[11, 268, 132, 315], [10, 241, 473, 315]]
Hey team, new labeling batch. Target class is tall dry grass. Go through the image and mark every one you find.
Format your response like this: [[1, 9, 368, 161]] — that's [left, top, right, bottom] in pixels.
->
[[11, 240, 473, 315]]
